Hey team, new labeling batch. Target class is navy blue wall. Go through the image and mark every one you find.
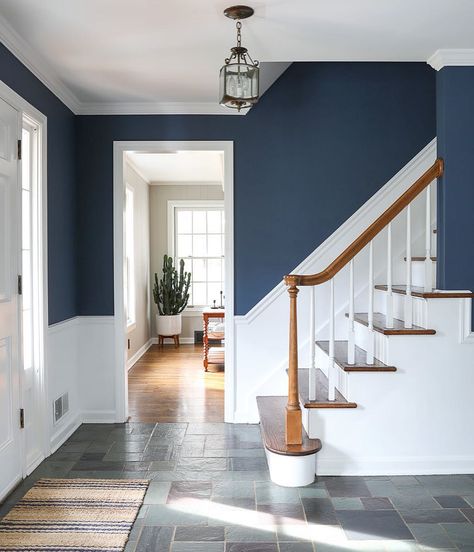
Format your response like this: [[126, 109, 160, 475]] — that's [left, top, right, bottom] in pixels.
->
[[0, 44, 77, 324], [436, 67, 474, 319], [76, 62, 436, 316]]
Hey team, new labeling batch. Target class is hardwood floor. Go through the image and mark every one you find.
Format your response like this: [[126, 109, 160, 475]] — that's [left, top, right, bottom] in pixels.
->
[[128, 344, 224, 423]]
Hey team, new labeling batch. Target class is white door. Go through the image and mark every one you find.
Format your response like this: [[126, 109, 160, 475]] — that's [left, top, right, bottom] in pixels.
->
[[0, 97, 22, 500]]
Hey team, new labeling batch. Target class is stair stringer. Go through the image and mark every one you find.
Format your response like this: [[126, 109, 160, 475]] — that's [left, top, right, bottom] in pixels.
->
[[305, 296, 474, 475], [233, 139, 437, 423]]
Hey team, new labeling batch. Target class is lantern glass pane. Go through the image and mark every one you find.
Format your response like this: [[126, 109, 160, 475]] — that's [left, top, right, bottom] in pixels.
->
[[220, 63, 259, 108]]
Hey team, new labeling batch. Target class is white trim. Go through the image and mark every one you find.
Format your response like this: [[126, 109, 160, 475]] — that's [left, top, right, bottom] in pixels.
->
[[0, 80, 50, 471], [317, 455, 474, 476], [47, 316, 80, 334], [127, 338, 154, 371], [49, 414, 81, 454], [78, 102, 246, 116], [0, 15, 80, 113], [150, 181, 223, 187], [124, 156, 151, 185], [81, 410, 117, 424], [459, 298, 474, 344], [78, 315, 115, 325], [113, 141, 235, 423], [167, 199, 225, 311], [235, 138, 437, 325], [427, 49, 474, 71], [167, 199, 225, 258]]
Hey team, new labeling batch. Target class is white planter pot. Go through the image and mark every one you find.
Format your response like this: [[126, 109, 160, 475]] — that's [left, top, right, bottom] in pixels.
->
[[156, 314, 182, 336]]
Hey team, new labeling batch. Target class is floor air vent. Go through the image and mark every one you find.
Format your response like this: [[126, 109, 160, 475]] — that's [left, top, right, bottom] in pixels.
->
[[54, 392, 69, 423]]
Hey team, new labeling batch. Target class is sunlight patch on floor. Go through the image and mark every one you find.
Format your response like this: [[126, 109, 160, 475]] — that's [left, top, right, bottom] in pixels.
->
[[167, 496, 433, 551]]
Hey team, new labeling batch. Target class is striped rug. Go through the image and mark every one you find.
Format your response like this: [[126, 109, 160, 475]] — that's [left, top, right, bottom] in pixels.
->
[[0, 478, 149, 551]]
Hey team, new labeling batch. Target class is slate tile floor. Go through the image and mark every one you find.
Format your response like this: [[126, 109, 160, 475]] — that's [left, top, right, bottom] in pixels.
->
[[1, 422, 474, 551]]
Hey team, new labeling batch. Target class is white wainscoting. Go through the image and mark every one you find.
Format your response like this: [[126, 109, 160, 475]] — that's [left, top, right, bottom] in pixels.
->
[[47, 318, 81, 452], [47, 316, 116, 452], [78, 316, 116, 423]]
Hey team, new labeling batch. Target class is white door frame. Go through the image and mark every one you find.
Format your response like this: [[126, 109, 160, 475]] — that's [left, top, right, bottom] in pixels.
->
[[0, 81, 49, 478], [113, 141, 235, 423]]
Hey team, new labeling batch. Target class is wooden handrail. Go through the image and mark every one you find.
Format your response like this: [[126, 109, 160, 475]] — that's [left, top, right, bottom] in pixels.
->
[[284, 158, 444, 287]]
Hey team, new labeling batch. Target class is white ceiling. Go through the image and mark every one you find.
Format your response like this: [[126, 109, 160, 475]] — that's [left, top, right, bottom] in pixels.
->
[[1, 0, 474, 114], [126, 150, 224, 185]]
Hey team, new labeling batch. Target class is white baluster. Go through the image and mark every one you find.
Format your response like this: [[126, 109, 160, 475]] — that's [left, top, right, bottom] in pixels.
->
[[347, 260, 355, 365], [328, 279, 336, 401], [366, 241, 375, 364], [386, 223, 394, 328], [309, 286, 316, 401], [424, 184, 433, 293], [405, 204, 413, 328]]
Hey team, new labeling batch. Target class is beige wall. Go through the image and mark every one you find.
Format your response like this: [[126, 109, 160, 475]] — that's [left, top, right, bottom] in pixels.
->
[[149, 183, 224, 339], [125, 162, 150, 361]]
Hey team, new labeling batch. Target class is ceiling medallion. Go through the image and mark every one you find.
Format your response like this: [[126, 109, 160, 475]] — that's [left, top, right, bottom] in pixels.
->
[[219, 5, 259, 111]]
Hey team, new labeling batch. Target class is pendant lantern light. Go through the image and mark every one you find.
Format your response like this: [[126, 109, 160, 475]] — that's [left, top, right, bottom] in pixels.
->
[[219, 5, 259, 111]]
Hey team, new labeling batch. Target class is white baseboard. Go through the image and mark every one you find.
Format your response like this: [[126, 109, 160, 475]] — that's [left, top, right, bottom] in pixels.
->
[[316, 456, 474, 476], [81, 410, 117, 424], [26, 453, 46, 477], [127, 338, 154, 370], [50, 413, 82, 454]]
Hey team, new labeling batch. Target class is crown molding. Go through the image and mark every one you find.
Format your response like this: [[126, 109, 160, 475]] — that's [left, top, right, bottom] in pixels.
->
[[77, 101, 247, 115], [0, 15, 254, 116], [0, 13, 81, 113], [427, 49, 474, 71]]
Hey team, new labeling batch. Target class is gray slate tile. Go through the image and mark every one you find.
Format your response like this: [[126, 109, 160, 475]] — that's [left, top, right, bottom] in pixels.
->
[[401, 508, 468, 524], [135, 526, 173, 551], [336, 509, 414, 541], [408, 523, 456, 548]]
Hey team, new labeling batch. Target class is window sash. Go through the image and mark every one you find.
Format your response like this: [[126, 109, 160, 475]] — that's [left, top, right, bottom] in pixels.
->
[[172, 205, 224, 308]]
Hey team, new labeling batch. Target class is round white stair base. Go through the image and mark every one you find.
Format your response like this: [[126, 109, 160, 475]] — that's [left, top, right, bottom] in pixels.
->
[[265, 448, 316, 487]]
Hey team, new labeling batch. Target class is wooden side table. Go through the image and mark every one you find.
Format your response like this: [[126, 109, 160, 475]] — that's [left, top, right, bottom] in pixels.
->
[[202, 308, 225, 371]]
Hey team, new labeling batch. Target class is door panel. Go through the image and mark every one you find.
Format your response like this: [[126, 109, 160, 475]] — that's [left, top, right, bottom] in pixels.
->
[[0, 338, 13, 449], [0, 175, 12, 302], [0, 97, 21, 501]]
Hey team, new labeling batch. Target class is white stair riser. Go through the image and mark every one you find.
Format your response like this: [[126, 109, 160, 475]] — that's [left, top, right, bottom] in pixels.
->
[[410, 260, 437, 288], [315, 347, 348, 398], [353, 319, 390, 364], [374, 289, 427, 327]]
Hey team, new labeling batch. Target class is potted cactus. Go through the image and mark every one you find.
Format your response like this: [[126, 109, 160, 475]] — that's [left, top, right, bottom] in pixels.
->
[[153, 255, 191, 337]]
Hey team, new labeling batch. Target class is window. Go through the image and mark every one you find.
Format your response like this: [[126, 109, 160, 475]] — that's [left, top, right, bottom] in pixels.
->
[[21, 120, 37, 372], [124, 185, 136, 328], [169, 201, 225, 309]]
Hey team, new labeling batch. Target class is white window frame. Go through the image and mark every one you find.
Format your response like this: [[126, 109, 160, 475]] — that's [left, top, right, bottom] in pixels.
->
[[124, 183, 136, 330], [167, 200, 225, 316]]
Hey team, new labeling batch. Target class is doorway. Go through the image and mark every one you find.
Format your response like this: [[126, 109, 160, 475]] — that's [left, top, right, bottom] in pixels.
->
[[0, 83, 47, 501], [113, 141, 234, 424]]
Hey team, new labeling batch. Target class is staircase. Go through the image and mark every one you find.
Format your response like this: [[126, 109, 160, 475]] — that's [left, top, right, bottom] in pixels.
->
[[257, 158, 474, 486]]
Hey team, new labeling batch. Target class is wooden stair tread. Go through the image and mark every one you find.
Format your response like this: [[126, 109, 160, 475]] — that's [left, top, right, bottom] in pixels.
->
[[316, 340, 396, 372], [375, 284, 474, 299], [297, 368, 357, 408], [345, 312, 436, 335], [256, 396, 322, 456]]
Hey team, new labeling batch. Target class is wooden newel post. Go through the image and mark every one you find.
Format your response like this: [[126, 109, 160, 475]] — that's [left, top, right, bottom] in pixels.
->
[[285, 276, 302, 445]]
